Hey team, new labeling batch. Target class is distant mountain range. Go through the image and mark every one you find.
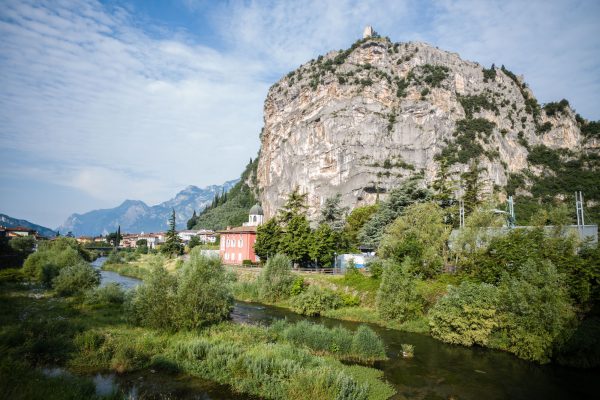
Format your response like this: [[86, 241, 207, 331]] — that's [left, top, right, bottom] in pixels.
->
[[57, 180, 239, 236], [0, 214, 57, 238]]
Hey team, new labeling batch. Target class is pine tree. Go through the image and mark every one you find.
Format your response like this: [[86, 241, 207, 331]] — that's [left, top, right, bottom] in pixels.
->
[[187, 210, 198, 230], [278, 187, 308, 225], [432, 158, 455, 204], [462, 160, 482, 215], [162, 209, 183, 256], [319, 194, 349, 232]]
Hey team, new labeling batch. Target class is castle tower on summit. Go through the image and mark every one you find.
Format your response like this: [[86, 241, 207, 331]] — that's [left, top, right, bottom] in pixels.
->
[[363, 25, 375, 38]]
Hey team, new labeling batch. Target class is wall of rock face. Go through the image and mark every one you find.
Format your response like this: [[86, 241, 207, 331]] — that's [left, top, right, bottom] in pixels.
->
[[256, 37, 587, 220]]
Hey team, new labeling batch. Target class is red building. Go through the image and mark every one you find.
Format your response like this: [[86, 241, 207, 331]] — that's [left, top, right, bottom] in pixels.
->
[[219, 204, 264, 265]]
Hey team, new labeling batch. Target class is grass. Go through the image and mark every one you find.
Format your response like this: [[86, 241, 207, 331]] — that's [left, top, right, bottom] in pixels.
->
[[0, 281, 395, 400]]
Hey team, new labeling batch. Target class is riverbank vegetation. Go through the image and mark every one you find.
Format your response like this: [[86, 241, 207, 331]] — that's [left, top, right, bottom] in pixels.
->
[[1, 245, 394, 399], [236, 181, 600, 367]]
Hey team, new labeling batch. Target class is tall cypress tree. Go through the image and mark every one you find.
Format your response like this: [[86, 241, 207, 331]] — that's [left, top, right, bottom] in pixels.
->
[[162, 209, 183, 256]]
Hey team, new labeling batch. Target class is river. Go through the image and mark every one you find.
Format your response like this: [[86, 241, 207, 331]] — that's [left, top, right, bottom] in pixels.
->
[[87, 257, 597, 399]]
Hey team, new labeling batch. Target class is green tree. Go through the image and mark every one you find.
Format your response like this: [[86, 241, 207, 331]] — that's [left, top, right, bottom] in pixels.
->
[[461, 160, 482, 214], [107, 226, 122, 248], [358, 180, 430, 249], [22, 237, 89, 286], [161, 209, 183, 257], [495, 260, 576, 363], [432, 157, 455, 203], [309, 223, 337, 267], [278, 187, 308, 225], [187, 210, 198, 229], [319, 194, 348, 232], [258, 254, 294, 302], [254, 218, 282, 261], [188, 235, 201, 250], [344, 204, 378, 249], [429, 281, 499, 346], [376, 258, 423, 322], [173, 249, 233, 329], [8, 236, 36, 257], [52, 262, 100, 296], [378, 202, 450, 278], [279, 214, 312, 266]]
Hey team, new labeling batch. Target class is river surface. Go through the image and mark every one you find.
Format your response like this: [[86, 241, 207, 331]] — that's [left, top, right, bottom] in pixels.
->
[[87, 257, 597, 399]]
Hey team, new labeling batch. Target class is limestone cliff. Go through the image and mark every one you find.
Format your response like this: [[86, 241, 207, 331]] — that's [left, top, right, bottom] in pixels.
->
[[257, 35, 598, 220]]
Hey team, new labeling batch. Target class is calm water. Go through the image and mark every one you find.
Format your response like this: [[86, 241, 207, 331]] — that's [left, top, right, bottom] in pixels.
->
[[90, 257, 597, 399]]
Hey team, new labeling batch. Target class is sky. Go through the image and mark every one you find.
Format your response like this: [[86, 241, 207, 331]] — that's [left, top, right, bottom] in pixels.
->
[[1, 0, 599, 229]]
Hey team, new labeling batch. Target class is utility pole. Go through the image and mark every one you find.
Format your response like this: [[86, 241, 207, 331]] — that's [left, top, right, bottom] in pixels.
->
[[576, 191, 585, 238]]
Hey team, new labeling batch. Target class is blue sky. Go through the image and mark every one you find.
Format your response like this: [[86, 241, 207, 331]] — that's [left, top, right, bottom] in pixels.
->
[[1, 0, 599, 229]]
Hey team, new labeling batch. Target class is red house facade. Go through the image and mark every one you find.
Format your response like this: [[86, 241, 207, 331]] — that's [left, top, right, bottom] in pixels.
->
[[219, 204, 264, 265]]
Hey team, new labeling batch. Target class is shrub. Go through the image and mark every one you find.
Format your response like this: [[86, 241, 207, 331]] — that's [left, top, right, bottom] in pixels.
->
[[126, 249, 233, 330], [84, 283, 125, 305], [173, 250, 233, 330], [429, 281, 499, 346], [376, 259, 423, 322], [494, 260, 575, 363], [22, 238, 88, 286], [52, 262, 100, 296], [351, 326, 387, 363], [401, 343, 414, 358], [291, 285, 342, 316], [366, 258, 384, 278], [0, 268, 25, 284], [289, 276, 305, 296], [258, 254, 294, 302]]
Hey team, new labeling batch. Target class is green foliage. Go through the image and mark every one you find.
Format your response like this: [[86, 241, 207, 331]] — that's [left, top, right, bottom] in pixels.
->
[[254, 218, 282, 260], [345, 205, 379, 249], [280, 214, 312, 265], [308, 223, 337, 267], [84, 283, 125, 305], [8, 236, 35, 258], [400, 343, 414, 357], [127, 251, 233, 330], [440, 118, 496, 165], [258, 254, 294, 302], [22, 237, 89, 286], [289, 276, 306, 296], [291, 285, 342, 316], [0, 268, 25, 284], [188, 235, 201, 249], [319, 194, 349, 232], [482, 64, 496, 82], [161, 209, 183, 257], [536, 121, 552, 134], [351, 326, 387, 363], [543, 99, 569, 117], [458, 94, 498, 118], [419, 64, 449, 87], [192, 159, 258, 230], [172, 249, 233, 330], [376, 259, 423, 322], [556, 317, 600, 368], [429, 281, 499, 346], [52, 262, 100, 296], [366, 258, 384, 278], [580, 119, 600, 138], [493, 260, 576, 363], [378, 202, 450, 277], [358, 180, 431, 249]]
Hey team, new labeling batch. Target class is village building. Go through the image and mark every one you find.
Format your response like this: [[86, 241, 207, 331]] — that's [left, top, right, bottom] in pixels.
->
[[0, 226, 37, 238], [219, 204, 263, 265]]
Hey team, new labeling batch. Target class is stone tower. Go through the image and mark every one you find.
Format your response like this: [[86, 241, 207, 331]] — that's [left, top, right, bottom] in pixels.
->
[[363, 25, 374, 38]]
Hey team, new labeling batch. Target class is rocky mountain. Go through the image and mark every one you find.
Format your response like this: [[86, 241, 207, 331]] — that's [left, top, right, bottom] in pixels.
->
[[58, 180, 238, 236], [257, 33, 599, 221], [0, 213, 57, 238]]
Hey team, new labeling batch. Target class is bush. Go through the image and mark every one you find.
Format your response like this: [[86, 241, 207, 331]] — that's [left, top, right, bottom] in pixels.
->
[[291, 286, 342, 316], [429, 281, 499, 346], [494, 260, 575, 363], [0, 268, 25, 284], [22, 238, 88, 286], [351, 326, 387, 363], [258, 254, 294, 302], [84, 283, 125, 305], [126, 249, 233, 330], [401, 343, 414, 358], [376, 259, 423, 322], [173, 249, 233, 330], [52, 262, 100, 296], [289, 276, 305, 296], [366, 259, 384, 278]]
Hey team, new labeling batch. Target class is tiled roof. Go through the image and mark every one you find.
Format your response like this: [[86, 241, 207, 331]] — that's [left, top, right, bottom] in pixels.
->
[[218, 225, 257, 234]]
